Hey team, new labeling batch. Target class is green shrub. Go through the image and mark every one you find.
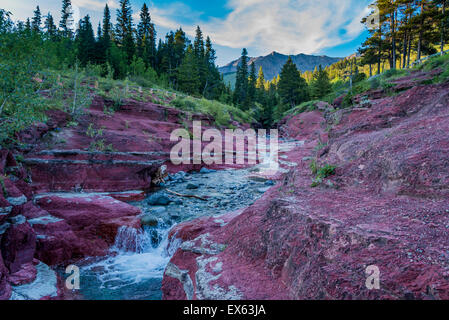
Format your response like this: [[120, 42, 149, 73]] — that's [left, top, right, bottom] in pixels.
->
[[310, 162, 337, 187]]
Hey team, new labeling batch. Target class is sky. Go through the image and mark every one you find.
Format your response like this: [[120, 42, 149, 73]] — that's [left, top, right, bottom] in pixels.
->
[[0, 0, 373, 66]]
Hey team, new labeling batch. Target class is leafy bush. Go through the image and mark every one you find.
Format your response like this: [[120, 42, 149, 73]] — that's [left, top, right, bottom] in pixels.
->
[[310, 161, 337, 187]]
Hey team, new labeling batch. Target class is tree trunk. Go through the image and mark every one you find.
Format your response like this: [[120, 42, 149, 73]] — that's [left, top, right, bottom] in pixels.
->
[[391, 7, 397, 69], [417, 1, 425, 60], [441, 0, 447, 54], [378, 24, 382, 75]]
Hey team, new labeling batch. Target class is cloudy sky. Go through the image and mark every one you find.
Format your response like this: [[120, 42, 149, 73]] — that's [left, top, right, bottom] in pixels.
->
[[0, 0, 373, 66]]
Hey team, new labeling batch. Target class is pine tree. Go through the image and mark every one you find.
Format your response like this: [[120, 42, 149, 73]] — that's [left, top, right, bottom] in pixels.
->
[[203, 36, 222, 99], [233, 48, 249, 109], [278, 57, 309, 109], [193, 26, 205, 59], [32, 6, 41, 33], [137, 3, 156, 68], [310, 65, 332, 99], [25, 18, 32, 35], [60, 0, 74, 38], [44, 13, 57, 39], [102, 4, 112, 49], [256, 66, 266, 89], [75, 15, 96, 66], [174, 28, 187, 69], [116, 0, 135, 63], [177, 45, 200, 95], [248, 62, 257, 106]]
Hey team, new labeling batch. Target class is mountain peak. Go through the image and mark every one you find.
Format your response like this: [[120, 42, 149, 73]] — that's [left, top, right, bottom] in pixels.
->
[[219, 52, 342, 82]]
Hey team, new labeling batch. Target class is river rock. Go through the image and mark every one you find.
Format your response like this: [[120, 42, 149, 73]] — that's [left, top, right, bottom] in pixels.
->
[[186, 183, 199, 190], [1, 221, 36, 274], [0, 252, 11, 300], [148, 194, 172, 206], [141, 214, 159, 227]]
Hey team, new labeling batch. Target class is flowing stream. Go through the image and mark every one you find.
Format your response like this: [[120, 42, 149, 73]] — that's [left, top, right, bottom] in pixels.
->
[[76, 139, 302, 300], [77, 168, 274, 300]]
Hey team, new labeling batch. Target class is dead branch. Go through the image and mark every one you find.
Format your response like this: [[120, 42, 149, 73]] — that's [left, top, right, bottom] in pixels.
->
[[166, 189, 208, 201]]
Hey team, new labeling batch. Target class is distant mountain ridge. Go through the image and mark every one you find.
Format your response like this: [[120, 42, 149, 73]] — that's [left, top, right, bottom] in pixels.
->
[[219, 51, 342, 82]]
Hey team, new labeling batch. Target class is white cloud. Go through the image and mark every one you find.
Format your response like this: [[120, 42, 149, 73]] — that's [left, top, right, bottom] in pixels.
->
[[150, 0, 372, 56], [72, 0, 118, 11]]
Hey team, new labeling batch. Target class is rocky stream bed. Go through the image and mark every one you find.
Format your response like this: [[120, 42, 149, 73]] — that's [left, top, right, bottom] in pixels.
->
[[76, 167, 275, 300]]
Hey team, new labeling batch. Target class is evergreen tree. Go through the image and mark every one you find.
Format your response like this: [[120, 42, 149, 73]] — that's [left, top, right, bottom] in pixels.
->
[[102, 4, 112, 49], [203, 36, 222, 99], [247, 62, 257, 106], [75, 15, 95, 66], [177, 45, 200, 95], [233, 48, 249, 109], [193, 26, 205, 59], [44, 13, 57, 40], [32, 6, 42, 33], [278, 57, 309, 108], [193, 26, 207, 92], [25, 18, 32, 36], [310, 65, 332, 99], [174, 28, 187, 69], [116, 0, 135, 63], [256, 66, 266, 89], [137, 3, 156, 68], [60, 0, 74, 38]]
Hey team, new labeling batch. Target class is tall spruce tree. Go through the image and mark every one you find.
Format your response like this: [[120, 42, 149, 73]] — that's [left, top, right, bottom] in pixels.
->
[[102, 4, 112, 50], [44, 13, 57, 39], [32, 6, 41, 33], [248, 62, 257, 107], [256, 66, 266, 89], [278, 57, 309, 109], [233, 48, 249, 109], [60, 0, 74, 38], [75, 15, 96, 66], [177, 45, 200, 95], [310, 65, 332, 99], [137, 3, 156, 68], [116, 0, 135, 63], [174, 28, 187, 69]]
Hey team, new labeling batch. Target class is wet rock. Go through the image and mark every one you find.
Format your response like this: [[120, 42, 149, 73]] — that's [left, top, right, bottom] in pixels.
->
[[140, 214, 159, 227], [1, 221, 36, 274], [186, 183, 199, 190], [10, 262, 59, 300], [35, 193, 141, 263], [8, 262, 37, 286], [0, 252, 11, 300], [147, 194, 172, 206]]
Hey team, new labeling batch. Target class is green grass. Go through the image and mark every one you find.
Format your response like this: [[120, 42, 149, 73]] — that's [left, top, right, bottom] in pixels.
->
[[171, 96, 254, 128], [283, 100, 321, 117], [414, 53, 449, 83]]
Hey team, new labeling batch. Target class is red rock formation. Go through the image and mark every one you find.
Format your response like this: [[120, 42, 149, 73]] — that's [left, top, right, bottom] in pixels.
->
[[0, 253, 11, 300], [163, 78, 449, 300]]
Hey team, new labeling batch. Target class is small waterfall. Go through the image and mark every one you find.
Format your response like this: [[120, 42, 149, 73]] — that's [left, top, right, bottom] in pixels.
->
[[112, 226, 152, 254], [81, 224, 173, 296]]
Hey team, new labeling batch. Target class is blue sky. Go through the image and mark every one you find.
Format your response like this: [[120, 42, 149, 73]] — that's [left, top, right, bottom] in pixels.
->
[[0, 0, 373, 66]]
